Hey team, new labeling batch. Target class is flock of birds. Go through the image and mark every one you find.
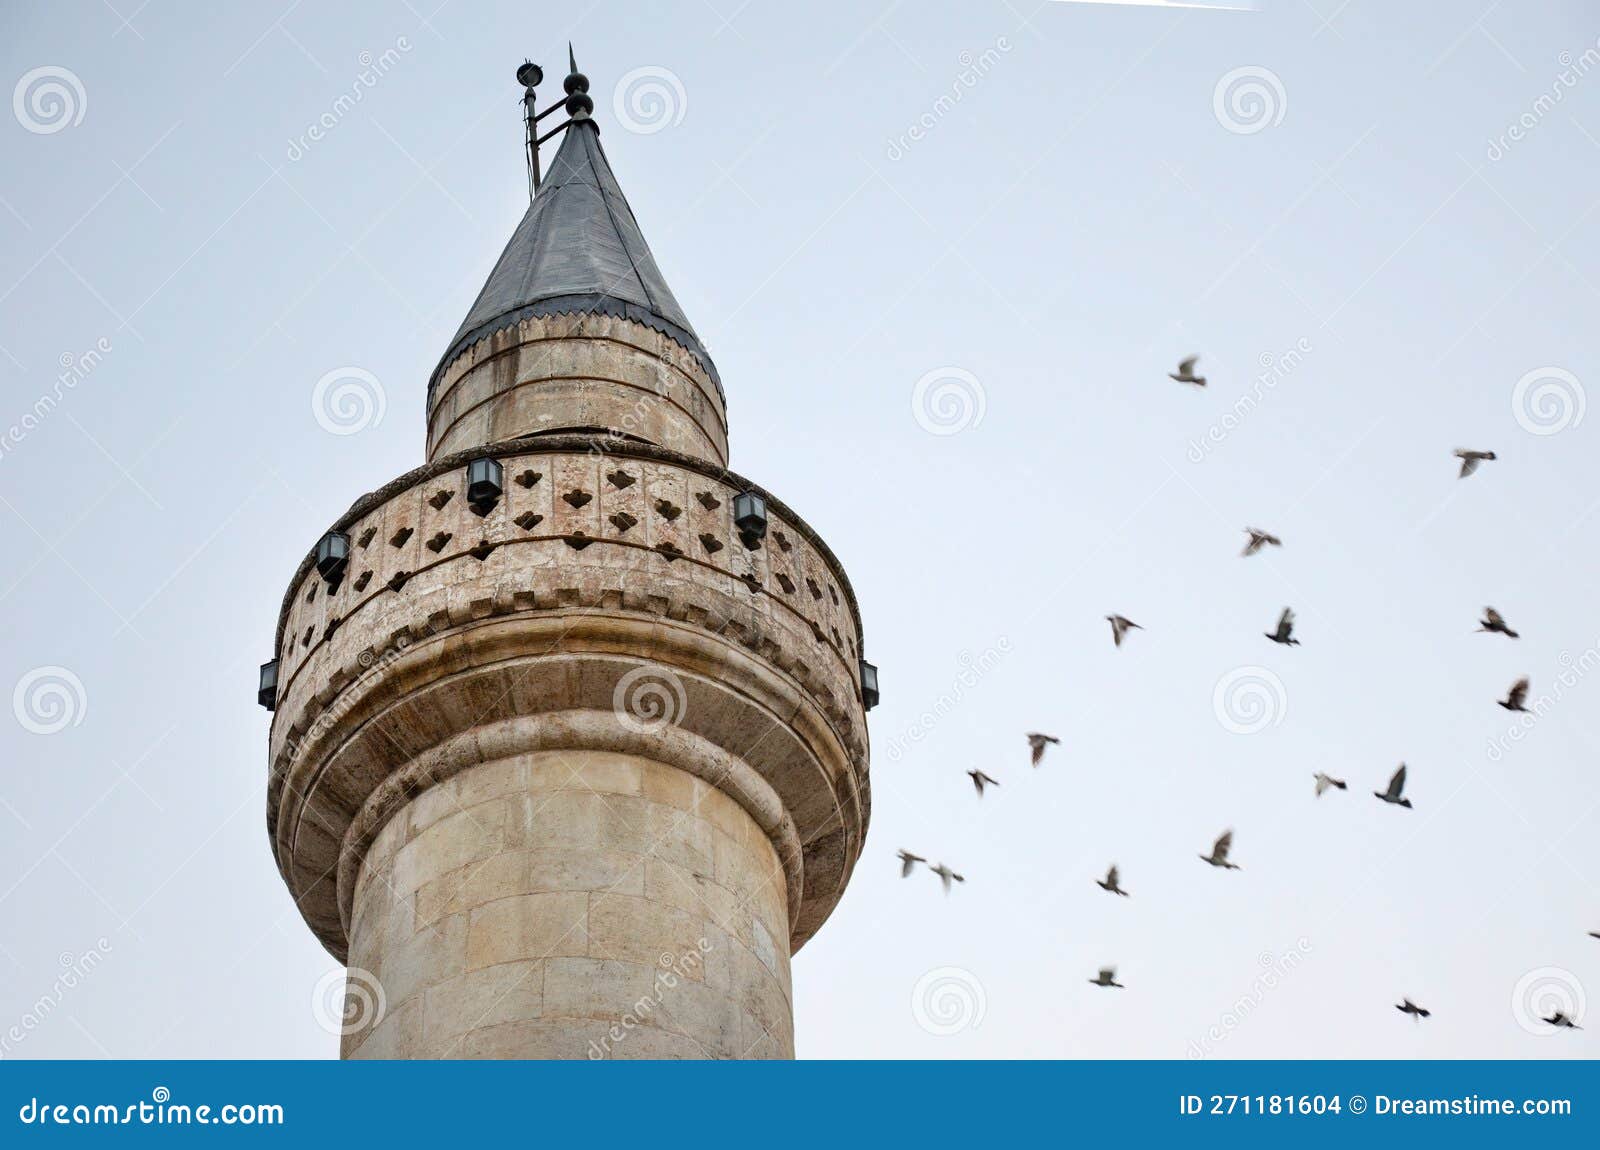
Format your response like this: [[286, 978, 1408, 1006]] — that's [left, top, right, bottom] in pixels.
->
[[895, 356, 1594, 1032]]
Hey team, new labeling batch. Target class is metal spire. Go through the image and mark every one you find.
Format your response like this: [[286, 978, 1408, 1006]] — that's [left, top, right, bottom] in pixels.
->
[[516, 46, 593, 201]]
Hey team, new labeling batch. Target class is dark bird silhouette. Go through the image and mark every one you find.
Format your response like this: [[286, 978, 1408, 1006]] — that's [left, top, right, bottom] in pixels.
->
[[1455, 448, 1496, 478], [930, 862, 965, 894], [1544, 1011, 1582, 1030], [1089, 966, 1125, 988], [967, 768, 1000, 797], [1498, 677, 1530, 712], [1169, 356, 1206, 387], [1265, 607, 1299, 646], [1199, 830, 1241, 870], [1027, 732, 1060, 767], [896, 849, 925, 878], [1241, 528, 1282, 557], [1396, 998, 1431, 1020], [1106, 614, 1143, 648], [1374, 764, 1413, 809], [1590, 931, 1600, 941], [1096, 864, 1129, 897], [1477, 607, 1519, 639], [1313, 772, 1347, 797]]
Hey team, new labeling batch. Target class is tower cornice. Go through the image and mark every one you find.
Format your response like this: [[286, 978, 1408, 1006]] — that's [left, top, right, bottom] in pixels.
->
[[273, 432, 864, 654]]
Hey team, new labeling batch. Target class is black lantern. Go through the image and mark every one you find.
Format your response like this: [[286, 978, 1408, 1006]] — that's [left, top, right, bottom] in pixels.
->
[[258, 659, 278, 711], [467, 457, 504, 510], [733, 490, 768, 540], [859, 659, 880, 711], [315, 530, 350, 584]]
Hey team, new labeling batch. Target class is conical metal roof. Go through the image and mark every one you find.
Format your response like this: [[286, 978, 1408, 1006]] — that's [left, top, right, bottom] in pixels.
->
[[431, 118, 718, 397]]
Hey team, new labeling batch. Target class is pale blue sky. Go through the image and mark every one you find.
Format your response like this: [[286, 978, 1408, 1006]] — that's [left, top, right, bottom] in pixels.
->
[[2, 0, 1598, 1058]]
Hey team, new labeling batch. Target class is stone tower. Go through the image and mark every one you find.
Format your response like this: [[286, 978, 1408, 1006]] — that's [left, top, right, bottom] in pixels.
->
[[260, 56, 873, 1059]]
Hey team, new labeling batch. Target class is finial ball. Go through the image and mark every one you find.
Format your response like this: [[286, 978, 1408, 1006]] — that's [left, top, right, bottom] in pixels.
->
[[563, 70, 589, 95], [565, 91, 594, 117]]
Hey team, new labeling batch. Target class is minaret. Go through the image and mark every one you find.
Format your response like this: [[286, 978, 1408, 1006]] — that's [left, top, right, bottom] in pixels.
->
[[260, 54, 874, 1059]]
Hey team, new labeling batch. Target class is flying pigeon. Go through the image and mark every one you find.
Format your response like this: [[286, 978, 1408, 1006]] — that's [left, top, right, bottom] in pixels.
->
[[1096, 865, 1129, 897], [1241, 528, 1282, 557], [1313, 772, 1347, 797], [1169, 356, 1206, 387], [1455, 449, 1496, 478], [1089, 966, 1125, 988], [1477, 607, 1519, 639], [930, 862, 965, 894], [1544, 1012, 1582, 1030], [1374, 764, 1413, 809], [1199, 830, 1240, 870], [1265, 607, 1299, 646], [1106, 614, 1143, 648], [1027, 732, 1060, 767], [1396, 998, 1431, 1020], [896, 849, 925, 878], [1498, 677, 1530, 712], [967, 768, 1000, 797]]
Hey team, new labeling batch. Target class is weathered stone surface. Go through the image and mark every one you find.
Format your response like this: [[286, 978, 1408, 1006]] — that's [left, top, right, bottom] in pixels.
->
[[345, 754, 794, 1059]]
